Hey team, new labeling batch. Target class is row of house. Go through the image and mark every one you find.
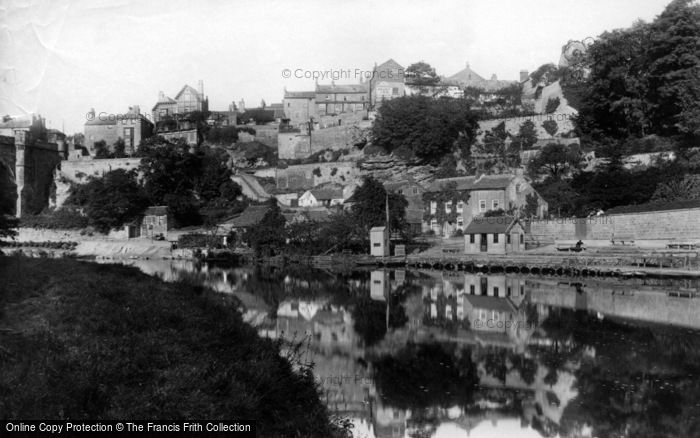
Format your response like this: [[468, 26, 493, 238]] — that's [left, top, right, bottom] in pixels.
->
[[283, 59, 523, 128]]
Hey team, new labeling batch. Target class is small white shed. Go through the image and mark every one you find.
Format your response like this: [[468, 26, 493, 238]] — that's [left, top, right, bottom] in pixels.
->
[[370, 226, 390, 257]]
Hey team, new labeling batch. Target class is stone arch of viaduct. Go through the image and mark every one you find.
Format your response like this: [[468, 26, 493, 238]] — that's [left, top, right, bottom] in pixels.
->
[[0, 130, 61, 217]]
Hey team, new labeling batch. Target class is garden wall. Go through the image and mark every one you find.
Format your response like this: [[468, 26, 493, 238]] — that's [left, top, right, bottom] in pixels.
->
[[528, 208, 700, 245]]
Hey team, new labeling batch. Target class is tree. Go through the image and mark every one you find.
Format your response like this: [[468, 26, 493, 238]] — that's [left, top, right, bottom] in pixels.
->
[[545, 97, 560, 114], [576, 0, 700, 141], [371, 95, 479, 164], [528, 143, 582, 180], [644, 0, 700, 138], [243, 198, 286, 256], [405, 61, 440, 86], [93, 140, 111, 159], [350, 176, 408, 235], [511, 120, 538, 151], [65, 169, 148, 233], [113, 138, 127, 158], [651, 174, 700, 202], [542, 120, 559, 137]]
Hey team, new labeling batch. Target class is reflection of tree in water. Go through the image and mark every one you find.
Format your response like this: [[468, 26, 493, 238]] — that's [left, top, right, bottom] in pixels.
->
[[351, 293, 408, 346], [372, 343, 478, 410], [538, 309, 700, 438]]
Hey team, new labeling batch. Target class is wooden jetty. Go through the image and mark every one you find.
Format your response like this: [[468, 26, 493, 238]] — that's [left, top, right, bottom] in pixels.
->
[[364, 251, 700, 279]]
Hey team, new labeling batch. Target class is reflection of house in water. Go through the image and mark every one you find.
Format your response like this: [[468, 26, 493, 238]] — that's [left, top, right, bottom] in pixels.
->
[[373, 401, 406, 438], [527, 278, 700, 329], [420, 272, 535, 347], [263, 298, 376, 421]]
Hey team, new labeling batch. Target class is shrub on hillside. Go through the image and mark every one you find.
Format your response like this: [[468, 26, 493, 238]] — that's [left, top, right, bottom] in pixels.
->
[[20, 208, 89, 230]]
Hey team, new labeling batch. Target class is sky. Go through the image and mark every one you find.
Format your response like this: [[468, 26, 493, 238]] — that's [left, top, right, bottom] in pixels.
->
[[0, 0, 673, 134]]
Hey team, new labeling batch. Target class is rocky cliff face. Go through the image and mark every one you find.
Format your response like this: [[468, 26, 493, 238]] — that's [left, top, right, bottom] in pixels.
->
[[359, 154, 436, 185]]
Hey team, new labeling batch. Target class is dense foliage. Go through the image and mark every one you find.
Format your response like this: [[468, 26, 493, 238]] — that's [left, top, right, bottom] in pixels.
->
[[137, 137, 244, 227], [371, 95, 478, 163], [575, 0, 700, 143], [65, 169, 148, 233]]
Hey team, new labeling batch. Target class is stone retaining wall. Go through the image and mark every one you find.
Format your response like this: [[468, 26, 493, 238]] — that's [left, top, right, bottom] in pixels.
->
[[528, 208, 700, 243]]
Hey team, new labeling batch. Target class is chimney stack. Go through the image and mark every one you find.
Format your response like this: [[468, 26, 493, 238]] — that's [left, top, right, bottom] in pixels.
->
[[198, 80, 204, 98], [520, 70, 529, 82], [158, 91, 164, 100]]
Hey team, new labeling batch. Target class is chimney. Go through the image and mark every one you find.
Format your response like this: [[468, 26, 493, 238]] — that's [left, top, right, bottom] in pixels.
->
[[466, 61, 470, 69], [131, 105, 140, 115], [158, 91, 164, 100], [491, 74, 497, 81], [198, 80, 204, 98], [239, 99, 245, 112], [520, 70, 529, 82]]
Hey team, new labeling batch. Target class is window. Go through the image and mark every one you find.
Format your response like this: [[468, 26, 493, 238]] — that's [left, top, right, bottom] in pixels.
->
[[507, 287, 511, 296], [479, 200, 486, 211], [413, 187, 418, 195], [470, 285, 475, 294], [520, 234, 524, 244], [457, 201, 464, 212], [343, 96, 347, 101], [373, 243, 381, 247], [457, 217, 463, 227], [398, 189, 403, 194], [492, 200, 500, 210], [516, 183, 521, 192], [507, 234, 511, 244], [287, 102, 290, 107], [430, 201, 437, 214], [493, 233, 499, 243], [445, 201, 452, 213], [470, 234, 475, 243]]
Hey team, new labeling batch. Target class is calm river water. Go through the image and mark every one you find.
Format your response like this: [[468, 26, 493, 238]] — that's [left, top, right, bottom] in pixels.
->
[[105, 259, 700, 438]]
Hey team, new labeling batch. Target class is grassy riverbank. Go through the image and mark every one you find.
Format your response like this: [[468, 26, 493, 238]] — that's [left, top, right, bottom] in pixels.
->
[[0, 256, 346, 437]]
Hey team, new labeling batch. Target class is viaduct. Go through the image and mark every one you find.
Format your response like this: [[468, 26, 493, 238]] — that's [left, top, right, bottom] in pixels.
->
[[0, 130, 62, 217]]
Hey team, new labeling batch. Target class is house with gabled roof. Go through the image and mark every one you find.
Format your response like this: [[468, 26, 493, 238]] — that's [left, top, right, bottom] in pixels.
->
[[424, 173, 547, 237], [151, 81, 209, 145], [463, 215, 526, 254], [298, 186, 344, 207], [369, 59, 406, 106]]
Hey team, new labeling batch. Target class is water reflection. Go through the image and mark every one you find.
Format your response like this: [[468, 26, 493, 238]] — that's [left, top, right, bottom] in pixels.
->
[[108, 259, 700, 438]]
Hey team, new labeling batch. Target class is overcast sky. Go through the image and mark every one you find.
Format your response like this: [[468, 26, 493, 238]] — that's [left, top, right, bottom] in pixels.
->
[[0, 0, 672, 134]]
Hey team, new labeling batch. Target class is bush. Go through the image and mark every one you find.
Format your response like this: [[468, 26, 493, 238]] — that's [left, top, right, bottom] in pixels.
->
[[545, 97, 560, 114], [19, 208, 89, 230]]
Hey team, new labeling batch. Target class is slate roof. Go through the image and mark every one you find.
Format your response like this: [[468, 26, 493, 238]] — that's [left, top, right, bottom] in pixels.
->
[[309, 187, 343, 201], [464, 216, 518, 235], [315, 83, 368, 94], [371, 59, 405, 83], [464, 295, 517, 313], [226, 205, 273, 228], [143, 206, 169, 216], [284, 90, 316, 99], [426, 174, 515, 192], [175, 84, 204, 101]]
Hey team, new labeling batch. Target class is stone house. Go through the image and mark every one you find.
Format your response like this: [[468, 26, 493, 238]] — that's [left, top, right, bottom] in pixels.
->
[[152, 82, 208, 146], [463, 216, 526, 255], [424, 173, 548, 237], [84, 106, 154, 155], [283, 90, 317, 128], [369, 59, 406, 106], [140, 206, 170, 239], [315, 82, 369, 116]]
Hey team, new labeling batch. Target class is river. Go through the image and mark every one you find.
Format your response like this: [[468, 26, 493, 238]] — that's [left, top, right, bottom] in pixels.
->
[[103, 259, 700, 438]]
